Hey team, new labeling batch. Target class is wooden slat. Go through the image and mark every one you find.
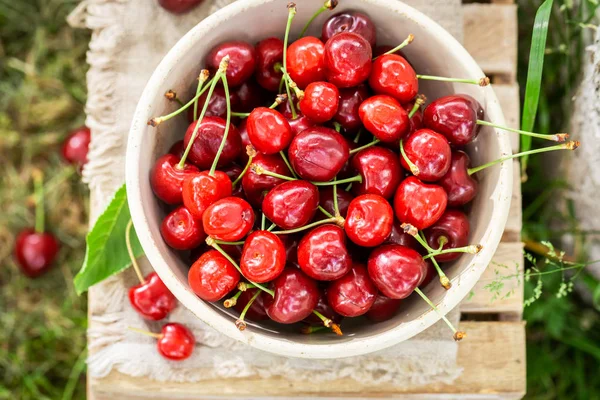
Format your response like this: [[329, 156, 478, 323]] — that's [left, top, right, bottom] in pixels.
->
[[493, 83, 521, 153], [504, 160, 523, 239]]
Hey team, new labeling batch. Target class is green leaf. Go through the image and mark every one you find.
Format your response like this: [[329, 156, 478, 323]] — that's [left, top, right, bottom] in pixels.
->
[[520, 0, 553, 177], [593, 284, 600, 312], [74, 184, 143, 294]]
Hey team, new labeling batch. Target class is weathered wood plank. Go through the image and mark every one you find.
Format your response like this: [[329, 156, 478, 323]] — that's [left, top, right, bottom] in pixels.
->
[[493, 83, 521, 153]]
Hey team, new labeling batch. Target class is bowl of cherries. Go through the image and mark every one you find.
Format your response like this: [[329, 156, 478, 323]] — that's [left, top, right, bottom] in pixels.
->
[[126, 0, 518, 359]]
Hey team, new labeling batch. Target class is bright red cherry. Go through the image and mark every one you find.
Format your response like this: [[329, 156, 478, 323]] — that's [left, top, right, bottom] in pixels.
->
[[334, 85, 369, 135], [246, 107, 293, 154], [207, 41, 256, 87], [351, 146, 402, 199], [150, 154, 199, 205], [438, 150, 478, 207], [157, 323, 195, 361], [393, 176, 447, 230], [233, 288, 269, 321], [327, 264, 378, 317], [240, 230, 286, 283], [288, 127, 350, 182], [319, 187, 354, 218], [183, 117, 241, 169], [401, 129, 451, 182], [262, 180, 319, 229], [202, 197, 255, 241], [255, 37, 284, 92], [128, 272, 177, 320], [286, 36, 326, 89], [187, 87, 241, 122], [160, 206, 206, 250], [62, 126, 91, 167], [298, 81, 339, 124], [368, 244, 426, 299], [425, 209, 470, 262], [324, 32, 372, 88], [14, 229, 59, 278], [182, 171, 232, 219], [241, 153, 291, 207], [188, 250, 240, 301], [304, 291, 341, 326], [369, 54, 418, 104], [345, 194, 393, 247], [263, 268, 319, 324], [321, 11, 377, 47], [423, 94, 482, 146], [385, 220, 419, 250], [359, 95, 410, 143], [365, 295, 402, 322], [158, 0, 204, 14], [297, 224, 351, 281], [169, 140, 185, 159]]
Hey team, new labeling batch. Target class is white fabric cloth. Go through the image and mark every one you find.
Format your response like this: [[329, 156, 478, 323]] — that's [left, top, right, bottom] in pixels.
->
[[70, 0, 464, 386]]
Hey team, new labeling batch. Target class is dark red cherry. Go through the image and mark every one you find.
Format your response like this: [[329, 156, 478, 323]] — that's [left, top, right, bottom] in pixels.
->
[[237, 119, 252, 165], [288, 127, 350, 182], [182, 170, 232, 219], [202, 197, 255, 241], [286, 36, 326, 89], [304, 291, 341, 326], [234, 288, 269, 321], [246, 107, 293, 154], [321, 11, 377, 47], [385, 220, 419, 251], [161, 206, 206, 250], [262, 180, 319, 229], [14, 229, 59, 278], [365, 295, 401, 322], [425, 209, 470, 262], [255, 37, 284, 92], [438, 150, 478, 206], [368, 244, 426, 299], [319, 187, 353, 218], [423, 94, 481, 146], [278, 99, 317, 136], [207, 41, 256, 87], [157, 323, 195, 361], [222, 164, 242, 182], [337, 138, 358, 179], [235, 80, 267, 112], [324, 32, 372, 88], [401, 129, 451, 182], [405, 100, 423, 134], [128, 272, 177, 321], [62, 126, 91, 166], [281, 235, 301, 267], [183, 116, 242, 169], [298, 81, 339, 124], [150, 154, 199, 205], [345, 194, 393, 247], [334, 84, 369, 135], [393, 176, 447, 230], [187, 87, 241, 122], [263, 268, 319, 324], [351, 146, 402, 199], [188, 249, 240, 301], [359, 95, 410, 143], [240, 230, 286, 283], [169, 140, 185, 159], [419, 260, 436, 288], [297, 224, 351, 281], [158, 0, 204, 14], [241, 153, 291, 207], [327, 264, 378, 317], [369, 54, 418, 104]]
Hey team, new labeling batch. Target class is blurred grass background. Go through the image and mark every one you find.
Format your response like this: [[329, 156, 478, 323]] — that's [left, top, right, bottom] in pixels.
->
[[0, 0, 598, 399]]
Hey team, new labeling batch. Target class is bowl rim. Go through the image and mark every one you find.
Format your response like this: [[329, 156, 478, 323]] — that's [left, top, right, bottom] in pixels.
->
[[126, 0, 513, 359]]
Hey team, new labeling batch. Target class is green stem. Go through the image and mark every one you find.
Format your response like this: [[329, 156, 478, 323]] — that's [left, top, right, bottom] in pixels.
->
[[312, 175, 362, 187], [345, 183, 353, 192], [332, 179, 340, 217], [33, 170, 45, 234], [267, 223, 276, 232], [272, 217, 340, 235], [224, 290, 242, 308], [353, 129, 363, 144], [214, 239, 245, 246], [373, 34, 414, 60], [318, 205, 334, 219], [283, 4, 298, 119], [476, 120, 568, 142], [126, 220, 145, 284], [232, 152, 254, 187], [349, 139, 380, 154], [239, 290, 261, 322], [414, 287, 464, 339], [209, 73, 232, 176], [43, 166, 76, 194], [408, 96, 425, 118], [400, 139, 419, 176], [280, 150, 298, 179], [423, 245, 481, 260], [193, 70, 209, 121], [299, 1, 334, 37], [251, 165, 296, 181], [261, 212, 266, 231], [416, 74, 490, 86], [127, 326, 161, 339], [333, 121, 342, 132]]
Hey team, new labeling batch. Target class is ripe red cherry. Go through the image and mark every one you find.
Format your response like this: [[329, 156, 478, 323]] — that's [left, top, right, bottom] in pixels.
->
[[419, 260, 436, 288], [188, 250, 240, 301], [263, 268, 319, 324], [368, 244, 426, 299], [401, 129, 451, 182], [158, 0, 204, 14], [157, 323, 195, 361], [319, 187, 353, 218], [241, 153, 291, 207], [334, 84, 369, 135], [202, 197, 255, 241], [240, 230, 286, 283], [297, 224, 351, 281], [62, 126, 91, 166], [286, 36, 326, 89], [288, 127, 350, 182], [14, 229, 59, 278], [234, 288, 269, 321], [351, 146, 402, 199], [304, 291, 342, 325], [237, 119, 252, 165], [298, 81, 339, 124], [369, 54, 418, 104], [359, 95, 410, 143], [207, 41, 256, 87], [183, 117, 241, 169], [246, 107, 293, 154], [405, 100, 424, 134], [182, 171, 232, 219], [327, 264, 378, 317], [187, 87, 241, 122], [281, 234, 301, 266], [235, 80, 267, 112], [393, 176, 447, 230], [321, 11, 377, 47], [438, 150, 478, 206], [425, 209, 470, 262], [278, 98, 317, 136], [345, 194, 393, 247], [262, 180, 319, 229], [169, 140, 185, 158], [365, 295, 402, 322], [324, 32, 372, 88], [150, 154, 199, 205], [423, 94, 481, 146], [385, 220, 419, 251], [160, 206, 206, 250], [128, 272, 177, 320], [255, 37, 284, 92]]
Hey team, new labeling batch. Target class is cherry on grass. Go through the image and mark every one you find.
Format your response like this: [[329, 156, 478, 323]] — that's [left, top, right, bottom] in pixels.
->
[[202, 196, 255, 241], [183, 116, 241, 170], [438, 150, 478, 207], [324, 32, 372, 88], [14, 229, 59, 278], [401, 128, 451, 182], [262, 180, 319, 229], [182, 170, 232, 219], [345, 194, 394, 247], [424, 209, 470, 262], [298, 81, 340, 124], [321, 11, 377, 47], [189, 249, 240, 301], [129, 272, 177, 321], [393, 176, 447, 230], [368, 244, 427, 299], [369, 54, 418, 104], [240, 230, 286, 283], [207, 41, 256, 87], [351, 146, 403, 199], [246, 107, 293, 154], [150, 154, 199, 205], [365, 295, 402, 322], [62, 126, 91, 167], [241, 152, 291, 207], [327, 264, 378, 317], [359, 95, 410, 143], [160, 206, 206, 250], [286, 36, 326, 89], [158, 0, 205, 14], [319, 187, 353, 218], [263, 268, 319, 324], [297, 224, 351, 281]]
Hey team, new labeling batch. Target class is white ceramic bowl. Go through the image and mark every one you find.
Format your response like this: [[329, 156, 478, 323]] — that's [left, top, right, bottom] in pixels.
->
[[127, 0, 512, 359]]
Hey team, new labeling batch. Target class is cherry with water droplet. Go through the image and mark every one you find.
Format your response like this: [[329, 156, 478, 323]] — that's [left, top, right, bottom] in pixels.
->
[[351, 146, 402, 199], [401, 128, 451, 182], [369, 54, 418, 104], [246, 107, 293, 154]]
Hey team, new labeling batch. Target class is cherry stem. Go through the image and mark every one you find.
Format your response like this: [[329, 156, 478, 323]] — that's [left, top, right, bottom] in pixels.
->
[[250, 164, 296, 181], [261, 212, 266, 230], [279, 150, 299, 179], [345, 183, 353, 191], [283, 3, 298, 119], [332, 178, 340, 217], [374, 34, 414, 60], [267, 223, 276, 232], [209, 73, 233, 176], [312, 310, 343, 335], [312, 174, 362, 186], [32, 169, 45, 234], [232, 147, 256, 187], [126, 220, 145, 284], [408, 94, 426, 118], [214, 239, 245, 246], [236, 289, 261, 331], [400, 139, 420, 176], [416, 75, 490, 87], [272, 216, 343, 235], [194, 70, 210, 121], [410, 230, 450, 288], [423, 245, 483, 259], [468, 141, 580, 175], [333, 121, 342, 133], [299, 0, 338, 37], [238, 282, 256, 291], [353, 129, 363, 144], [349, 138, 380, 154], [127, 327, 162, 339], [476, 120, 569, 142], [301, 325, 328, 334], [224, 290, 242, 308], [318, 205, 334, 219], [232, 95, 288, 118], [413, 287, 465, 341]]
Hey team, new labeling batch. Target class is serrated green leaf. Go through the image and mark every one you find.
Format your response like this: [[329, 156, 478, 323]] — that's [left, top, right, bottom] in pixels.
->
[[74, 184, 143, 294]]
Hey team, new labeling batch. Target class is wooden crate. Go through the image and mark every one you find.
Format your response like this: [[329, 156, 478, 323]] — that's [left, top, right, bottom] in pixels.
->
[[88, 1, 525, 398]]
